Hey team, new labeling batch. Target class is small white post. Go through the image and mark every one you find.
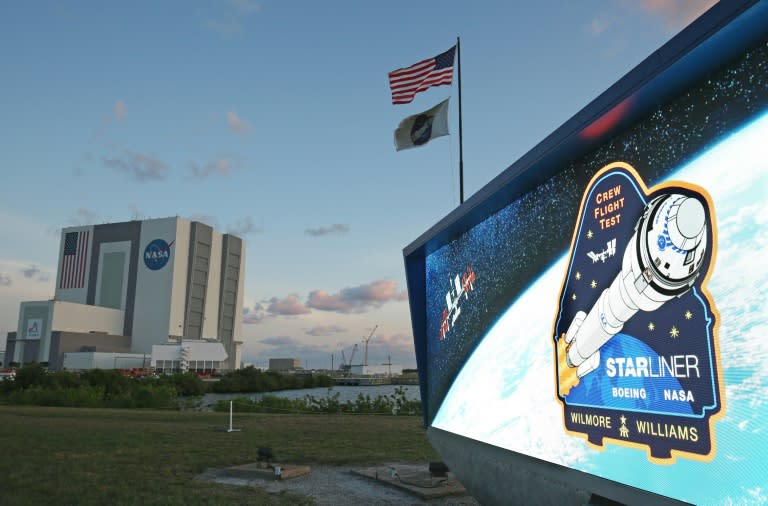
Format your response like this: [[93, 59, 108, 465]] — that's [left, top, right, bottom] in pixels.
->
[[226, 400, 241, 432]]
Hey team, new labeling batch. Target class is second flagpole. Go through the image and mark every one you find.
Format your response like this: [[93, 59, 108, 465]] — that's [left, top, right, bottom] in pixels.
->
[[457, 36, 464, 205]]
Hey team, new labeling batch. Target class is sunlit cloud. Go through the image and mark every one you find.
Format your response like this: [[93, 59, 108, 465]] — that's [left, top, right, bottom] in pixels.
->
[[639, 0, 717, 31], [114, 100, 127, 120], [587, 13, 615, 35], [267, 294, 311, 316], [307, 279, 407, 314], [227, 111, 251, 134]]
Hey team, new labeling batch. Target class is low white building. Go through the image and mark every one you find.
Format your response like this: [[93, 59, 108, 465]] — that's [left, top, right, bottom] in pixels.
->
[[152, 340, 228, 374], [348, 364, 403, 376], [63, 352, 150, 371]]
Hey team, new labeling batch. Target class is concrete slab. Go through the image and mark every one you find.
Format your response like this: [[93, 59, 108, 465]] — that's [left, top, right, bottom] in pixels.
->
[[220, 462, 311, 481], [351, 463, 468, 500]]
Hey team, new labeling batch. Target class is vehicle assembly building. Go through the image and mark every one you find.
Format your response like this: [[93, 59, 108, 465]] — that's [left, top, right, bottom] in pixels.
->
[[5, 216, 245, 371]]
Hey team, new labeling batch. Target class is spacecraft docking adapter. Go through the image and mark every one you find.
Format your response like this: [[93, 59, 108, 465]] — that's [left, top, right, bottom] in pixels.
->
[[564, 193, 709, 378]]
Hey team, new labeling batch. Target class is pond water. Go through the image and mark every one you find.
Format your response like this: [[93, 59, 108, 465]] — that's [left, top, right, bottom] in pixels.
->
[[192, 384, 422, 411]]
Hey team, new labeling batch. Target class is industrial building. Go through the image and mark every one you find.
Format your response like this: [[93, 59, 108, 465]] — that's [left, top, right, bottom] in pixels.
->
[[5, 216, 245, 371], [268, 358, 301, 372], [348, 364, 403, 376]]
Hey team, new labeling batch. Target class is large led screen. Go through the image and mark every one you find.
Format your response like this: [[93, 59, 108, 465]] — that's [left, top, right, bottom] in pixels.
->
[[423, 36, 767, 505]]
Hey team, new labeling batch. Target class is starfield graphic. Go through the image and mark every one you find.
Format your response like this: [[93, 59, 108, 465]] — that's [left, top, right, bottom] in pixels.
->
[[553, 162, 724, 463]]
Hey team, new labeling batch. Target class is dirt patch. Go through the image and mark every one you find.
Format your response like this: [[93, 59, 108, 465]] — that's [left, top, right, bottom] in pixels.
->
[[198, 462, 480, 505]]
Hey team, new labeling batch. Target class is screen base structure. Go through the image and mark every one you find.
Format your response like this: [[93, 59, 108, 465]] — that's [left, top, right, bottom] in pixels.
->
[[427, 427, 691, 506]]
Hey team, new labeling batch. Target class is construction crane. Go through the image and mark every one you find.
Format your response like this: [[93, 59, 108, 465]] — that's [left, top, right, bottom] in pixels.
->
[[362, 325, 378, 367]]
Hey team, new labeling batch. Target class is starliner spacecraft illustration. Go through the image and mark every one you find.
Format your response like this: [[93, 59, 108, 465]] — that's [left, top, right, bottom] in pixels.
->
[[564, 193, 710, 379]]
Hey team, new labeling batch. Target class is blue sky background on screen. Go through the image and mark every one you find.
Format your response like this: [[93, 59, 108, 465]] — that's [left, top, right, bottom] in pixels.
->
[[0, 0, 717, 368]]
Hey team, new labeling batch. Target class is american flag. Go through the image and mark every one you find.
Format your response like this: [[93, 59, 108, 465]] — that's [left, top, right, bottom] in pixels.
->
[[60, 230, 89, 289], [388, 46, 455, 105]]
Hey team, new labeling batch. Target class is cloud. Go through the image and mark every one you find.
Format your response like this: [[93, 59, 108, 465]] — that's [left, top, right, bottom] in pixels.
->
[[261, 336, 302, 348], [228, 0, 260, 14], [305, 324, 347, 337], [244, 329, 418, 370], [243, 306, 264, 325], [189, 157, 234, 179], [0, 274, 11, 286], [114, 100, 127, 120], [62, 207, 100, 227], [370, 332, 414, 350], [227, 216, 263, 236], [103, 151, 168, 181], [305, 223, 350, 237], [72, 208, 99, 225], [307, 279, 408, 314], [587, 13, 615, 35], [186, 214, 220, 230], [21, 265, 40, 279], [204, 0, 261, 35], [253, 335, 342, 369], [267, 294, 311, 316], [639, 0, 717, 31], [227, 111, 251, 134]]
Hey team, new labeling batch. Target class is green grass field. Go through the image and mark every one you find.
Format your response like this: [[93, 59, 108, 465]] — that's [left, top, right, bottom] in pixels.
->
[[0, 406, 438, 505]]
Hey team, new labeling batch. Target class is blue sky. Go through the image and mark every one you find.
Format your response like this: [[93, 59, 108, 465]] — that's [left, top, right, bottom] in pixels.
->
[[0, 0, 716, 369]]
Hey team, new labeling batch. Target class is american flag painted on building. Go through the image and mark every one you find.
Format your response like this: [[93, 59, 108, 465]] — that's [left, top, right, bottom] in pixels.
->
[[388, 46, 455, 105], [59, 230, 89, 289]]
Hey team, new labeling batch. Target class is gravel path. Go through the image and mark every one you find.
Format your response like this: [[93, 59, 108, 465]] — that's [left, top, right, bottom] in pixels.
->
[[199, 463, 481, 505]]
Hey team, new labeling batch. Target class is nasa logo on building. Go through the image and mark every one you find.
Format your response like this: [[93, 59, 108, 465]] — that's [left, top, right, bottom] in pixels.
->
[[144, 239, 173, 270], [27, 318, 43, 338]]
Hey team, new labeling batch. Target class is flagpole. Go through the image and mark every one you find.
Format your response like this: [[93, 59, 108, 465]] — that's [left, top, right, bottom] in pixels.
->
[[457, 36, 464, 205]]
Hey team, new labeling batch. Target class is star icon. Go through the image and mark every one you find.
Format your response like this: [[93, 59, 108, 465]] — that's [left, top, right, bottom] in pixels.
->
[[590, 280, 597, 289], [620, 415, 627, 425], [587, 230, 594, 239], [685, 310, 693, 320], [572, 293, 577, 301], [648, 322, 655, 331], [575, 271, 581, 280], [670, 326, 680, 338]]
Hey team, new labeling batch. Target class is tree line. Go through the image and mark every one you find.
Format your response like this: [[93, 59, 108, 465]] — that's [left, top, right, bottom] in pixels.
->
[[0, 363, 335, 409]]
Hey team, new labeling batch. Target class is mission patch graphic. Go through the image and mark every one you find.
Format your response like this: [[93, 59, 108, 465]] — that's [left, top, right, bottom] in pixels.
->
[[552, 162, 724, 463]]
